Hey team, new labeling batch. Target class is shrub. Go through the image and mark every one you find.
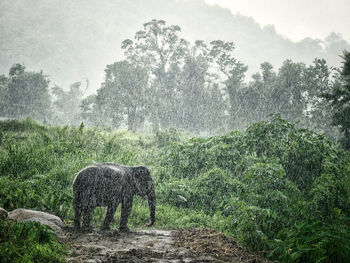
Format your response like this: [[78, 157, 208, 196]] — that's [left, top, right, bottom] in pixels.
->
[[0, 219, 67, 263], [270, 219, 350, 263]]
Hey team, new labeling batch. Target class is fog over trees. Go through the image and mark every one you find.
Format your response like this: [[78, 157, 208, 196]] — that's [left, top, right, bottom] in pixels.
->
[[1, 0, 349, 89], [0, 0, 349, 141]]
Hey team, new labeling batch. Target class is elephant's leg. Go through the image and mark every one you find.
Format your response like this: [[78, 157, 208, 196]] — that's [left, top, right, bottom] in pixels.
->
[[82, 207, 94, 231], [119, 197, 133, 232], [73, 204, 82, 230], [101, 202, 118, 230]]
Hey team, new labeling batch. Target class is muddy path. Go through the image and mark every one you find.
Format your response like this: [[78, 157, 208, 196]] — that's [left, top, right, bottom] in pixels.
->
[[62, 228, 270, 263]]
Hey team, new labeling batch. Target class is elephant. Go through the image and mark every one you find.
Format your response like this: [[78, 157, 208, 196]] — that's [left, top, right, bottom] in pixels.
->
[[73, 162, 155, 232]]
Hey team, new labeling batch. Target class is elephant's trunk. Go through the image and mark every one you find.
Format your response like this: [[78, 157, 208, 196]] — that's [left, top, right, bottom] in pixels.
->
[[147, 185, 156, 225]]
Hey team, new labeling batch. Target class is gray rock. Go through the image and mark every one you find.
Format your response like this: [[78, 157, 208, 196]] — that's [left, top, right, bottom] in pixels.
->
[[8, 208, 65, 238], [0, 207, 8, 219], [8, 208, 63, 227], [23, 217, 62, 232]]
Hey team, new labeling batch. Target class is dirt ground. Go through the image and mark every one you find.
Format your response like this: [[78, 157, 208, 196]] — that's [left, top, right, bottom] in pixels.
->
[[62, 227, 270, 263]]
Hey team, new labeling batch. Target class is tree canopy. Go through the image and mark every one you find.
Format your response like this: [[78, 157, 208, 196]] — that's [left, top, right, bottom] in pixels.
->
[[323, 50, 350, 149]]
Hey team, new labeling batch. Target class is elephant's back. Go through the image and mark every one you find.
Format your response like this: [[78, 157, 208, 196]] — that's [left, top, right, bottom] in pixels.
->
[[73, 165, 124, 189], [73, 165, 125, 206]]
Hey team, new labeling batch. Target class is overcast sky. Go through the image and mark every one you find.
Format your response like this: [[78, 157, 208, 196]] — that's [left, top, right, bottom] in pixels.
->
[[204, 0, 350, 42]]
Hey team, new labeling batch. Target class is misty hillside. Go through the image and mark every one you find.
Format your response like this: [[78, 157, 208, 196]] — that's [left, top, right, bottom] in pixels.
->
[[1, 0, 349, 91]]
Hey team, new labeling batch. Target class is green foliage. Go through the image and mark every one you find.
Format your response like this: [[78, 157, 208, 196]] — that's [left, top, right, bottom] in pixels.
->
[[121, 19, 190, 129], [209, 40, 248, 129], [310, 155, 350, 220], [269, 219, 350, 263], [240, 163, 301, 212], [126, 201, 216, 230], [1, 117, 349, 263], [191, 168, 236, 212], [1, 20, 344, 139], [0, 117, 46, 132], [0, 219, 67, 263], [89, 60, 149, 131], [323, 50, 350, 149], [153, 127, 183, 148], [244, 115, 335, 192], [5, 64, 51, 122], [51, 82, 86, 126], [157, 115, 350, 261]]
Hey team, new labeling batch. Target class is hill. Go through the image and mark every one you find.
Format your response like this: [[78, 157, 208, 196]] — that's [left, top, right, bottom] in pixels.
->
[[1, 0, 349, 91]]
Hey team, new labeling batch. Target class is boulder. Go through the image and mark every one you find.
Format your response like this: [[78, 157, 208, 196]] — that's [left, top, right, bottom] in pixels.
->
[[8, 208, 65, 238], [8, 208, 63, 226], [23, 217, 62, 232], [0, 207, 8, 219]]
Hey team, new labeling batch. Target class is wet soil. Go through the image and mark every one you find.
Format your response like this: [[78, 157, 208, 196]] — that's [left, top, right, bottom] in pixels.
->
[[63, 228, 270, 263]]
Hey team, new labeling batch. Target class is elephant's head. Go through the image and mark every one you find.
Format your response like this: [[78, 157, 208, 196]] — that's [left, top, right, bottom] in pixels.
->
[[132, 166, 155, 226]]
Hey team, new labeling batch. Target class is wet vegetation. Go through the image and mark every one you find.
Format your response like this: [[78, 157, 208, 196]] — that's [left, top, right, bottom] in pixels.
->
[[0, 218, 66, 263], [1, 17, 350, 262], [0, 116, 349, 262]]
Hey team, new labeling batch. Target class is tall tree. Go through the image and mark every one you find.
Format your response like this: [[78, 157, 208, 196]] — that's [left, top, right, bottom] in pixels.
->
[[270, 60, 307, 122], [51, 81, 87, 125], [122, 19, 189, 128], [209, 40, 248, 129], [260, 62, 276, 83], [302, 58, 338, 137], [323, 50, 350, 149], [252, 62, 276, 121], [80, 94, 99, 127], [95, 60, 149, 131], [177, 41, 213, 133], [7, 64, 51, 122], [0, 74, 9, 116]]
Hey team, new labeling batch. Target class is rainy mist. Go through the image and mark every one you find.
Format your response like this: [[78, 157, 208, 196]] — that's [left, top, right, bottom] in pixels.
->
[[0, 1, 350, 262]]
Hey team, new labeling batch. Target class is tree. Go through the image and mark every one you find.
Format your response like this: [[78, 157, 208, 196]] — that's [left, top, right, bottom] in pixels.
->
[[252, 62, 276, 121], [80, 94, 99, 127], [323, 50, 350, 149], [260, 62, 276, 83], [209, 40, 248, 129], [94, 60, 149, 131], [51, 81, 87, 125], [7, 64, 51, 122], [269, 60, 307, 122], [302, 58, 338, 138], [122, 19, 189, 128], [176, 40, 227, 133], [122, 19, 189, 79], [201, 81, 228, 134], [0, 74, 9, 116]]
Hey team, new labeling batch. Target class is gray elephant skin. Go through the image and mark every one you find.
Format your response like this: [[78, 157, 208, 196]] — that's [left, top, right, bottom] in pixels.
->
[[73, 163, 155, 232]]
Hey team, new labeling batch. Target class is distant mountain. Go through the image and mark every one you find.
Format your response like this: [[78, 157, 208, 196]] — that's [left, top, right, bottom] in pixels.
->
[[1, 0, 349, 91]]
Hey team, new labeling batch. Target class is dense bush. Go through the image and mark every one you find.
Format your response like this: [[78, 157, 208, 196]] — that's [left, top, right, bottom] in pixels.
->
[[0, 219, 66, 263], [158, 115, 350, 262], [269, 219, 350, 262]]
